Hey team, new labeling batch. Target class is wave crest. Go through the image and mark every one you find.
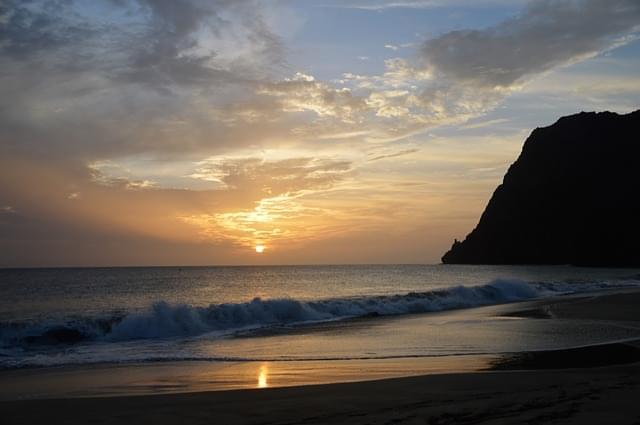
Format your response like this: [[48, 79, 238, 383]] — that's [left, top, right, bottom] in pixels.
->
[[2, 278, 636, 346]]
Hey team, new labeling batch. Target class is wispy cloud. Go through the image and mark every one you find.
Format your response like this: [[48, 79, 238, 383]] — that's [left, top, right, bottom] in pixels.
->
[[322, 0, 526, 11], [0, 206, 17, 214], [461, 118, 510, 130], [181, 156, 355, 247], [368, 148, 419, 162]]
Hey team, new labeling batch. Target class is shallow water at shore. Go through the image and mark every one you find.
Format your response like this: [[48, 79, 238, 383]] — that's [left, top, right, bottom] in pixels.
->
[[3, 290, 640, 400], [2, 265, 640, 370], [3, 265, 640, 403]]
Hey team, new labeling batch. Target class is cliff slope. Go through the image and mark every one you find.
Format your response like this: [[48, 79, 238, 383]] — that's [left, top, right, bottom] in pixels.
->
[[442, 110, 640, 266]]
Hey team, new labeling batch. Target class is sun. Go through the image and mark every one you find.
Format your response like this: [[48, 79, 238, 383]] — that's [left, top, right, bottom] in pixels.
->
[[255, 244, 265, 253]]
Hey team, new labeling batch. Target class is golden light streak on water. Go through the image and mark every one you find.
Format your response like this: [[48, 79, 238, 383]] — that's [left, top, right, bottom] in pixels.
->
[[257, 363, 269, 388]]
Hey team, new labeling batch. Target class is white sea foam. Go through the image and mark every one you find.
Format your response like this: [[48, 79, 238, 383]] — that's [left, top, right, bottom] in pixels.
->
[[106, 278, 540, 341], [2, 277, 638, 349]]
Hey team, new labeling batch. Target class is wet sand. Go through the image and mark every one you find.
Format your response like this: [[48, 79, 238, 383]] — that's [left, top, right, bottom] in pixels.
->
[[3, 290, 640, 425], [0, 355, 496, 401], [3, 360, 640, 425], [501, 287, 640, 322]]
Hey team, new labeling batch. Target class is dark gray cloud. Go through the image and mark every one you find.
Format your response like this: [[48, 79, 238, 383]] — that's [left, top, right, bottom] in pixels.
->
[[0, 0, 290, 161], [1, 0, 284, 89], [0, 0, 96, 59], [421, 0, 640, 88], [118, 0, 248, 88]]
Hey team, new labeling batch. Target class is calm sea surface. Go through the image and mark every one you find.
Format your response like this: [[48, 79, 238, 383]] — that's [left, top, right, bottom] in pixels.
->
[[1, 264, 640, 369]]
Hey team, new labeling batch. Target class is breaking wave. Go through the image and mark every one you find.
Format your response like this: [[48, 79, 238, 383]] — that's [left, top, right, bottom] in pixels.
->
[[1, 278, 638, 348]]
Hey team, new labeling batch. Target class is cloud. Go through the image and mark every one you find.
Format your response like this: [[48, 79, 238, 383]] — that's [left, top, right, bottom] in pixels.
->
[[0, 0, 285, 88], [0, 0, 98, 59], [322, 0, 527, 11], [461, 118, 510, 130], [115, 0, 286, 88], [4, 0, 636, 166], [192, 156, 351, 188], [384, 43, 414, 51], [0, 0, 290, 162], [368, 148, 419, 162], [420, 0, 640, 89], [176, 156, 355, 247], [255, 62, 436, 135], [257, 73, 368, 123], [0, 205, 17, 214], [341, 0, 640, 133], [314, 1, 639, 134]]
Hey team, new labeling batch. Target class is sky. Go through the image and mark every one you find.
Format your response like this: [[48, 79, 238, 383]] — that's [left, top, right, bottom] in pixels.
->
[[0, 0, 639, 267]]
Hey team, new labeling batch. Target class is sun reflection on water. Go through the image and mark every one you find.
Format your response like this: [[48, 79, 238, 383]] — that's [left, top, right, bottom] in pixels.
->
[[257, 363, 269, 388]]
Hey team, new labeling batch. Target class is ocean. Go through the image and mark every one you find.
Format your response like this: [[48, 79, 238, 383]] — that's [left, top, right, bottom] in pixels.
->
[[2, 264, 640, 372]]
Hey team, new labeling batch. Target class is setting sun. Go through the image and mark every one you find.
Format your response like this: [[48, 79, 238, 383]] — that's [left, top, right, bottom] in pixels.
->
[[255, 245, 265, 254]]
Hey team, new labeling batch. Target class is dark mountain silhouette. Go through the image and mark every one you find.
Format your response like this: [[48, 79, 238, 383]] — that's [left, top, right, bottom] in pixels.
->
[[442, 109, 640, 267]]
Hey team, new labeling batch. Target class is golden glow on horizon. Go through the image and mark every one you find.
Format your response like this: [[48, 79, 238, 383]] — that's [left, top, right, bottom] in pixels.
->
[[257, 363, 269, 388], [179, 191, 348, 252], [171, 138, 522, 261]]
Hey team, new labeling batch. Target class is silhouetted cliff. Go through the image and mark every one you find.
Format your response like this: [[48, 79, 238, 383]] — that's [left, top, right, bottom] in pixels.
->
[[442, 109, 640, 267]]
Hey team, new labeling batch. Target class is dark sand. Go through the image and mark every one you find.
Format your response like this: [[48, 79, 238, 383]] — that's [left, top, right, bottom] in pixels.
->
[[3, 290, 640, 425]]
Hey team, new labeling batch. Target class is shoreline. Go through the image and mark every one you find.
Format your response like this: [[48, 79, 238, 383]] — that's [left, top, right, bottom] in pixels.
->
[[3, 359, 640, 424], [3, 289, 640, 423], [2, 289, 640, 394], [0, 354, 499, 401]]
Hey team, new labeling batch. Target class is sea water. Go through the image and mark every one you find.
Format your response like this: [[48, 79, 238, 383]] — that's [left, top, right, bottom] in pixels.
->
[[1, 264, 640, 370]]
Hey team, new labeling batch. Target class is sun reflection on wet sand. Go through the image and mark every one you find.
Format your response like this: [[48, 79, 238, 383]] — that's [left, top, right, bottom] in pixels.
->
[[257, 363, 269, 388]]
